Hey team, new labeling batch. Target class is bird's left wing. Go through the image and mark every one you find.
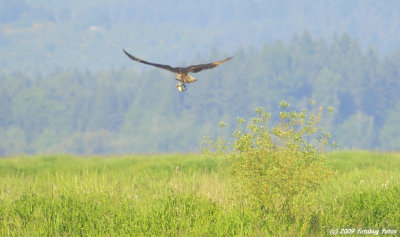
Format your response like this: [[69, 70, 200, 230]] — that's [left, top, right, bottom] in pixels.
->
[[123, 49, 177, 73], [186, 56, 234, 73]]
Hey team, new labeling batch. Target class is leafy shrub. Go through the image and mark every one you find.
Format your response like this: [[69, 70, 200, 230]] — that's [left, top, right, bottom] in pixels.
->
[[203, 101, 333, 226]]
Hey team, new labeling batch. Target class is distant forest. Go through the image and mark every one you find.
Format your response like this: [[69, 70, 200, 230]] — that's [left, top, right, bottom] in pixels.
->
[[1, 32, 400, 155], [2, 0, 400, 74]]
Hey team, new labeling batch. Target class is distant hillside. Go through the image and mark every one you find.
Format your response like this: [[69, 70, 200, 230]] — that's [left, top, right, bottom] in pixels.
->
[[1, 33, 400, 155], [1, 0, 400, 74]]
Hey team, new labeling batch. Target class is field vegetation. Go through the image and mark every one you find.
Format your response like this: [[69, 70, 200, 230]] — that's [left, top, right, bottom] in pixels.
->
[[0, 152, 399, 236], [1, 104, 399, 236]]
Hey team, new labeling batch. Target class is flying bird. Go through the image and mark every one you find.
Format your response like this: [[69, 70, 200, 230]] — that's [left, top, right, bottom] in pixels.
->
[[123, 49, 233, 91]]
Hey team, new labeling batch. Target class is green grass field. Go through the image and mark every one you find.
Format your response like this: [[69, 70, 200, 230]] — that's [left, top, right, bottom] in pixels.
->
[[0, 151, 399, 236]]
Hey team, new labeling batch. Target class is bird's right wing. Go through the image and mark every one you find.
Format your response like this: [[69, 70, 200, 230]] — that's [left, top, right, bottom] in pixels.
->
[[123, 49, 177, 73], [186, 56, 234, 73]]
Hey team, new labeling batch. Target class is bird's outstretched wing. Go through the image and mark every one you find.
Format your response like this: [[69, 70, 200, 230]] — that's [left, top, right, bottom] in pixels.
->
[[123, 49, 177, 73], [186, 56, 234, 73]]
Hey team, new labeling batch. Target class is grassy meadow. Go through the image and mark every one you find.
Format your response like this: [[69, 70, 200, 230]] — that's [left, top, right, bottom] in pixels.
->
[[0, 151, 399, 236]]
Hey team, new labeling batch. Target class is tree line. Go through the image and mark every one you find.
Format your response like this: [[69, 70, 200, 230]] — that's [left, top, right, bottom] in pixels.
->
[[1, 32, 399, 155]]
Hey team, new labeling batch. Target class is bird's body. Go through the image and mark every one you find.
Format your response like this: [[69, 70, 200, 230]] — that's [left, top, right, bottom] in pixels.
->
[[123, 49, 233, 91], [175, 73, 197, 83]]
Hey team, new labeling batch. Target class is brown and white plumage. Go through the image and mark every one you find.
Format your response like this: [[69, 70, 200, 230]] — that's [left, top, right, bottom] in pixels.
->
[[123, 49, 233, 91]]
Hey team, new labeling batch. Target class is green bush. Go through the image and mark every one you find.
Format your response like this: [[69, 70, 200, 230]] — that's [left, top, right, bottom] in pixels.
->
[[203, 102, 333, 227]]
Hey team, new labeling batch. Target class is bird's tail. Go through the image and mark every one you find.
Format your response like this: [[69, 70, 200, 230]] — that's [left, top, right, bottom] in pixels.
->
[[176, 74, 197, 83]]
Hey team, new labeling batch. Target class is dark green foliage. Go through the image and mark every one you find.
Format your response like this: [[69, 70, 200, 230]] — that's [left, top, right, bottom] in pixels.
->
[[1, 33, 400, 154]]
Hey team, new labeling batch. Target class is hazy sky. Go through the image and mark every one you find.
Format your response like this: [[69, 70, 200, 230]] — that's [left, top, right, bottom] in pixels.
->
[[1, 0, 399, 73]]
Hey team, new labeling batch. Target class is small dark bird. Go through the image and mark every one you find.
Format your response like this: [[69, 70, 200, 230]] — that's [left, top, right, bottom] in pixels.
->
[[123, 49, 233, 91]]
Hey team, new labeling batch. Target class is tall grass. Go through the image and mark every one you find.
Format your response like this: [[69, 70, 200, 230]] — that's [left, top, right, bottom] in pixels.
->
[[0, 152, 399, 236]]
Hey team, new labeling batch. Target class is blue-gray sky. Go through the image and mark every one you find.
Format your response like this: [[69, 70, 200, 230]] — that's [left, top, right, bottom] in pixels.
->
[[1, 0, 400, 74]]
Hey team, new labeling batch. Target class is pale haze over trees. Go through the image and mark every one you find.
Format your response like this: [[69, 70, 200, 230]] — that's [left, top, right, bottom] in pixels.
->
[[0, 0, 399, 155]]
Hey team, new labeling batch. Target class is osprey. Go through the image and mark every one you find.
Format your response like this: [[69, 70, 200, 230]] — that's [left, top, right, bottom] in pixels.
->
[[123, 49, 233, 91]]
